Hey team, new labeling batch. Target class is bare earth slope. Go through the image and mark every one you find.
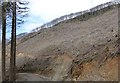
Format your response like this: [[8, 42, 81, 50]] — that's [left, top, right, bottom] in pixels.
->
[[5, 6, 119, 81]]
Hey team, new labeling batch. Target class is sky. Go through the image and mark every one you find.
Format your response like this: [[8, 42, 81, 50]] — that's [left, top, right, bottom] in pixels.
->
[[20, 0, 112, 33]]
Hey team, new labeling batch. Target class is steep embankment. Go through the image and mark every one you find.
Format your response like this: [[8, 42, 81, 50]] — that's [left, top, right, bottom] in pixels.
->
[[5, 5, 119, 81]]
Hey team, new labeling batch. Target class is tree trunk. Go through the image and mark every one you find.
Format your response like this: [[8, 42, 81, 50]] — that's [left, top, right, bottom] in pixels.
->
[[1, 2, 6, 82], [9, 2, 16, 82]]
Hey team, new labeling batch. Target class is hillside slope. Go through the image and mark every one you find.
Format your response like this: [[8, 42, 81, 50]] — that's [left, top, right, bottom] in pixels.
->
[[5, 5, 119, 81]]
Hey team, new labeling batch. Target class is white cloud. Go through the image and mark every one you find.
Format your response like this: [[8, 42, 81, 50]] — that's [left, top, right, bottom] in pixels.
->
[[28, 0, 111, 20], [20, 0, 111, 33], [21, 23, 41, 32], [28, 0, 92, 21]]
